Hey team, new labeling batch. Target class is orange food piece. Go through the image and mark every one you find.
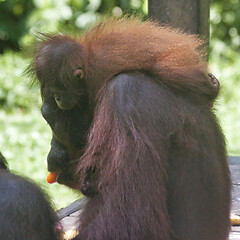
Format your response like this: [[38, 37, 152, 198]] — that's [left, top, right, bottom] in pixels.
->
[[47, 172, 58, 184]]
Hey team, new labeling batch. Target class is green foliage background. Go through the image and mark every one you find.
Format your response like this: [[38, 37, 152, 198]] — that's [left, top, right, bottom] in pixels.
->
[[0, 0, 239, 208], [210, 0, 240, 156]]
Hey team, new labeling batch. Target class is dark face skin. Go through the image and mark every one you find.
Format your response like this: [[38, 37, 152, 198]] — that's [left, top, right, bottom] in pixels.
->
[[40, 82, 92, 188]]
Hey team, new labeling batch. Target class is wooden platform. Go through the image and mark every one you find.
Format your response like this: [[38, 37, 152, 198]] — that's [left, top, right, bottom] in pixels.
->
[[58, 156, 240, 239], [229, 156, 240, 239]]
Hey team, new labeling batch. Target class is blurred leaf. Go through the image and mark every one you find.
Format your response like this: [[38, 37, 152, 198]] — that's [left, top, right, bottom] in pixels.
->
[[0, 52, 40, 111]]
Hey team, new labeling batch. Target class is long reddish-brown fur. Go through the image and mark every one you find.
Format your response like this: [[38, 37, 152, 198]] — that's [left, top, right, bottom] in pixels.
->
[[32, 16, 231, 240], [78, 17, 218, 100]]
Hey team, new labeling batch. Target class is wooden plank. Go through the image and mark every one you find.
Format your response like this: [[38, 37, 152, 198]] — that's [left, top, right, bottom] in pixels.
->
[[229, 156, 240, 215], [57, 198, 86, 220]]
